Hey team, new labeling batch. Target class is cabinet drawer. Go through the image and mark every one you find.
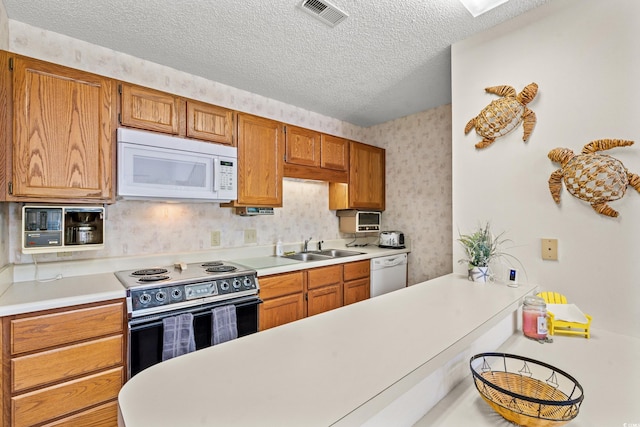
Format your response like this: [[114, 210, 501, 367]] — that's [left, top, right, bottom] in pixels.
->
[[343, 260, 370, 281], [307, 265, 342, 290], [10, 302, 124, 355], [344, 277, 370, 306], [11, 367, 123, 427], [259, 271, 304, 299], [12, 335, 123, 393], [41, 401, 118, 427]]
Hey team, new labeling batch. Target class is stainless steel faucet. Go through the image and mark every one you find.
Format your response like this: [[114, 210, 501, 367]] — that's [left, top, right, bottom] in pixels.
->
[[303, 237, 312, 252]]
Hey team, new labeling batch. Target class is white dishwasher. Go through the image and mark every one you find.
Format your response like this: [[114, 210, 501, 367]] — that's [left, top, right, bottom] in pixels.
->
[[370, 253, 408, 297]]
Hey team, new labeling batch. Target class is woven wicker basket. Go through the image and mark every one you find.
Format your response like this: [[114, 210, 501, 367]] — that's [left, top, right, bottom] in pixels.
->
[[470, 353, 584, 427]]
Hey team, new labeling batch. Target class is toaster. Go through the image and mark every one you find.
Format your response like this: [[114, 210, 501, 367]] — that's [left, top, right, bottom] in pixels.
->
[[379, 231, 405, 249]]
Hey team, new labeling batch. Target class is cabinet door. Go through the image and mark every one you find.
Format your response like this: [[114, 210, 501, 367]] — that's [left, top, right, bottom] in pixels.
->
[[344, 278, 370, 306], [307, 284, 343, 317], [12, 56, 114, 201], [349, 141, 385, 210], [119, 83, 181, 134], [329, 141, 385, 210], [186, 100, 234, 145], [321, 134, 348, 171], [259, 293, 305, 331], [285, 125, 321, 167], [234, 113, 284, 207]]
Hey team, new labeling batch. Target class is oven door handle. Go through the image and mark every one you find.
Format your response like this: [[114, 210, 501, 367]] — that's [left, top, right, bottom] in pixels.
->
[[129, 297, 262, 328]]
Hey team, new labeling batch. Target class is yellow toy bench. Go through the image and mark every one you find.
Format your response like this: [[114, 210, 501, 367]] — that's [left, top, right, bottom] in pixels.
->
[[537, 291, 592, 339]]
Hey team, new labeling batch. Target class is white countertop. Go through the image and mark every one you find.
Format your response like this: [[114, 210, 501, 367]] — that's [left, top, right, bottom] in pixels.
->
[[118, 274, 537, 427], [0, 242, 410, 316], [415, 328, 640, 427], [0, 272, 126, 316]]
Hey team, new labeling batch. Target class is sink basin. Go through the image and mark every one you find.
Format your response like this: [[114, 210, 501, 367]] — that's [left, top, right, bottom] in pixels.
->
[[316, 249, 364, 258], [283, 252, 333, 261], [282, 249, 364, 261]]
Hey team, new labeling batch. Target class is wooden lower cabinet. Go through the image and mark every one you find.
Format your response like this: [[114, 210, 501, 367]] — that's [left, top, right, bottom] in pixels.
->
[[259, 261, 370, 330], [307, 265, 343, 317], [2, 299, 127, 427], [259, 271, 305, 331], [343, 260, 371, 306]]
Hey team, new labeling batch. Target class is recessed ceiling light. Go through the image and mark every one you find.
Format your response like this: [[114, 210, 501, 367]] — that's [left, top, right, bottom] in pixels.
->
[[459, 0, 509, 17]]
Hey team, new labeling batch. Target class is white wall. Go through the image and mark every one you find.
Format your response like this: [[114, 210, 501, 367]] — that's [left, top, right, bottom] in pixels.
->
[[0, 1, 8, 50], [452, 0, 640, 338]]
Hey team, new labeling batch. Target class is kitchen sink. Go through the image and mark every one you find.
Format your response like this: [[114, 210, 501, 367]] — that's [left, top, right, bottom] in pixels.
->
[[283, 252, 333, 261], [316, 249, 364, 258], [282, 249, 364, 262]]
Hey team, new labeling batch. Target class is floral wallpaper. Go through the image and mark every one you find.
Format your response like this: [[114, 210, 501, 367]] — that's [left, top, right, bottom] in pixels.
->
[[366, 105, 453, 284], [3, 19, 453, 286]]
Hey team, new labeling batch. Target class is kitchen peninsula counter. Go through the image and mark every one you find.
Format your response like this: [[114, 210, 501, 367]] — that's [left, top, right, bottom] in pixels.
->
[[118, 274, 537, 427]]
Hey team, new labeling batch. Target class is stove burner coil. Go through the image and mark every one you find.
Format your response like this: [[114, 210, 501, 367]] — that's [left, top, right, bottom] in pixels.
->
[[206, 265, 237, 273], [132, 268, 169, 276], [137, 275, 170, 282], [201, 261, 224, 267]]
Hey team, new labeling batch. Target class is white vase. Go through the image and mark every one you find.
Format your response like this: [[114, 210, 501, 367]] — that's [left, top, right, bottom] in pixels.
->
[[468, 266, 489, 283]]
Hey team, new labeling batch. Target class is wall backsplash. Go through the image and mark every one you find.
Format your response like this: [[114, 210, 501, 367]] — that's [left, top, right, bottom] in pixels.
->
[[8, 179, 350, 264]]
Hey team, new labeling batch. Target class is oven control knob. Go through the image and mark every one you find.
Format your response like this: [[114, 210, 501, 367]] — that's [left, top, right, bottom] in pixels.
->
[[243, 278, 253, 288], [155, 291, 167, 302], [220, 281, 230, 291], [171, 288, 182, 300], [139, 293, 152, 304], [232, 279, 241, 289]]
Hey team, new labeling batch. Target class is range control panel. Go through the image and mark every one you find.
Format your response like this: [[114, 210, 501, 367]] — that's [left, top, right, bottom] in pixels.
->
[[128, 275, 258, 313]]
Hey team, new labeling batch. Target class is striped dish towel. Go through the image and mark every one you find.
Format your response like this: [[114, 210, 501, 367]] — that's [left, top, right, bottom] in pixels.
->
[[212, 305, 238, 345], [162, 313, 196, 361]]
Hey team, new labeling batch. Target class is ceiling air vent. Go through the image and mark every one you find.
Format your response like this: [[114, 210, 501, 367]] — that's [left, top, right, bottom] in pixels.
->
[[298, 0, 348, 27]]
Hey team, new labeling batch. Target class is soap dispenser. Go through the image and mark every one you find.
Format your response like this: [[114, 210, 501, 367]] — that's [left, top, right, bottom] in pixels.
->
[[276, 240, 284, 256]]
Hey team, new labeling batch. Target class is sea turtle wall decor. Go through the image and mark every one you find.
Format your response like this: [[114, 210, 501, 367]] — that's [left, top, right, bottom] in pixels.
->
[[547, 139, 640, 217], [465, 82, 538, 149]]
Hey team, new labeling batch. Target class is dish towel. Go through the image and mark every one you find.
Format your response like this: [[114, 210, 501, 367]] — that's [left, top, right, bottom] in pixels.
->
[[212, 305, 238, 345], [162, 313, 196, 361]]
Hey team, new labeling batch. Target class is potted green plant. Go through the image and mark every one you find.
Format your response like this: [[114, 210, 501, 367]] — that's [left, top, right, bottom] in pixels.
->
[[457, 222, 512, 283]]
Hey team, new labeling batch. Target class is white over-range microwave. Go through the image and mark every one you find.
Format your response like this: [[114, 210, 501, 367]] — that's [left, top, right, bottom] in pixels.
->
[[117, 128, 238, 202]]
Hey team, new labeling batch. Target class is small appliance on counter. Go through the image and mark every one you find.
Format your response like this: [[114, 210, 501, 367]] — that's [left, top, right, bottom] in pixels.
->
[[22, 205, 105, 254], [378, 231, 405, 249]]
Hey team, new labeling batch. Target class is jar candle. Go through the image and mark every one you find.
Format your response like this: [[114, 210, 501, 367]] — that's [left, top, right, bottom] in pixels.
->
[[522, 295, 548, 339]]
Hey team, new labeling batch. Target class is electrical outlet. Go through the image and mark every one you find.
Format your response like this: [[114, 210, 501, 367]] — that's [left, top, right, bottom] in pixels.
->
[[210, 230, 221, 247], [244, 229, 257, 244], [541, 238, 558, 260]]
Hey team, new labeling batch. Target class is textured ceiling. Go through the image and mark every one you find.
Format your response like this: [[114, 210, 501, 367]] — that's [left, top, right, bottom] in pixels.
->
[[3, 0, 550, 127]]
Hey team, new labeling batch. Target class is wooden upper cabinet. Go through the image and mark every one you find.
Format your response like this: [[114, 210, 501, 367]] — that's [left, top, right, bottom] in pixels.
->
[[119, 83, 181, 134], [9, 55, 115, 202], [321, 134, 348, 171], [186, 100, 234, 145], [229, 113, 284, 207], [329, 141, 385, 211], [119, 83, 234, 145], [284, 128, 348, 182], [285, 125, 321, 167]]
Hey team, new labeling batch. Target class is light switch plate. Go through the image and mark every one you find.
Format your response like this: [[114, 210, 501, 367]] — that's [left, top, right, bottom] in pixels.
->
[[244, 229, 257, 244], [541, 238, 558, 260]]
